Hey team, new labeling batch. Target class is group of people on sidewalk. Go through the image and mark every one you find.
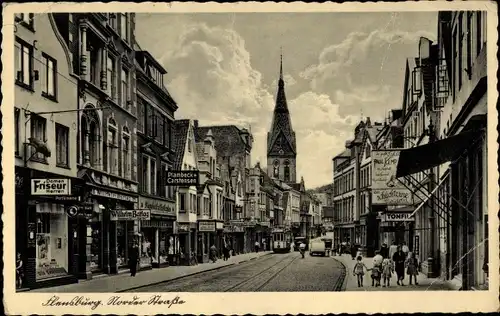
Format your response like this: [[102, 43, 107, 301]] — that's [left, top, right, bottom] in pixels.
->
[[352, 241, 420, 288]]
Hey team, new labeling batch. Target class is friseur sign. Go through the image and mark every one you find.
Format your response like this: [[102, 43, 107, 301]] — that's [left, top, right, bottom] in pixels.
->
[[165, 171, 199, 186], [31, 179, 71, 195]]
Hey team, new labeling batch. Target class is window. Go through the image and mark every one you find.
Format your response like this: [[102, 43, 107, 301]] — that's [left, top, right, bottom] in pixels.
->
[[187, 138, 192, 153], [284, 160, 290, 182], [412, 68, 421, 93], [476, 12, 483, 56], [15, 108, 20, 156], [122, 134, 130, 178], [42, 53, 57, 100], [146, 105, 156, 138], [30, 115, 47, 161], [142, 156, 149, 193], [121, 68, 129, 108], [179, 194, 186, 212], [160, 162, 167, 197], [120, 13, 129, 42], [156, 112, 164, 144], [137, 99, 145, 133], [107, 125, 118, 174], [466, 12, 472, 79], [108, 13, 117, 30], [15, 38, 33, 89], [164, 118, 171, 148], [458, 13, 463, 90], [107, 56, 117, 100], [55, 124, 69, 167], [150, 158, 157, 195], [15, 13, 34, 29]]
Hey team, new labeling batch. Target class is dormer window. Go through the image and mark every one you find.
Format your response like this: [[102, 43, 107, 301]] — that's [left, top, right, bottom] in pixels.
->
[[146, 62, 164, 88]]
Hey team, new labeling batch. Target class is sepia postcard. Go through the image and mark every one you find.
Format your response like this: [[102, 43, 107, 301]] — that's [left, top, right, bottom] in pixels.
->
[[2, 1, 499, 314]]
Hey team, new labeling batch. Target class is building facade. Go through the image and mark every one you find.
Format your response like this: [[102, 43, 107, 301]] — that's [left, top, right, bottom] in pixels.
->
[[14, 13, 84, 289], [195, 123, 254, 253], [135, 49, 178, 269], [172, 119, 199, 264]]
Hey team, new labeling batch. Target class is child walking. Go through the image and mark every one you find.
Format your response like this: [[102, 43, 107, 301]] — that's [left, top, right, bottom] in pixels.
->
[[353, 255, 370, 287], [381, 257, 394, 287], [406, 252, 419, 285]]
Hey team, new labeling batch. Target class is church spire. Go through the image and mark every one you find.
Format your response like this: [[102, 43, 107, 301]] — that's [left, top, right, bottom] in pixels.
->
[[279, 47, 283, 82]]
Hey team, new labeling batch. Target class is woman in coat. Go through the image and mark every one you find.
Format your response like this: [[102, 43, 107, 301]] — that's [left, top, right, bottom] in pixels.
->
[[392, 246, 406, 285], [129, 241, 140, 277]]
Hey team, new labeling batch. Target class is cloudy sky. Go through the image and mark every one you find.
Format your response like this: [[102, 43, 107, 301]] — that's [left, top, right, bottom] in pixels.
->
[[136, 12, 437, 188]]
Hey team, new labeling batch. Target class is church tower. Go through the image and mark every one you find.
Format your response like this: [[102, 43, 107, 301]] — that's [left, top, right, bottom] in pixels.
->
[[267, 52, 297, 183]]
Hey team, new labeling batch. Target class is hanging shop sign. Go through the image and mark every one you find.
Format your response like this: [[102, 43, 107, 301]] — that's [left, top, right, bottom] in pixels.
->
[[31, 179, 71, 195], [177, 223, 190, 233], [110, 209, 151, 221], [384, 212, 414, 222], [138, 196, 175, 216], [372, 150, 413, 205], [198, 221, 216, 232], [91, 188, 138, 203], [165, 170, 199, 187]]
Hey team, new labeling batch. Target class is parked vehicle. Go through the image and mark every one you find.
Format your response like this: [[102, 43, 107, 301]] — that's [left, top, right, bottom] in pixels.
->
[[309, 239, 326, 256]]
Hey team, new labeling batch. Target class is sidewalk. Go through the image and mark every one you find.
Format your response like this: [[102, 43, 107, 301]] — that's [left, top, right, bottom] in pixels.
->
[[334, 254, 454, 291], [30, 251, 272, 293]]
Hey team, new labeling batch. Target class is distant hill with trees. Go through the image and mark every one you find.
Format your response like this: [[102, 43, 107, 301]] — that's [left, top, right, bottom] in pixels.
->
[[306, 183, 334, 195]]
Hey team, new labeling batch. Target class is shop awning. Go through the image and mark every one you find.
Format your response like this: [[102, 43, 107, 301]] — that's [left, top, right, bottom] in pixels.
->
[[395, 129, 484, 178]]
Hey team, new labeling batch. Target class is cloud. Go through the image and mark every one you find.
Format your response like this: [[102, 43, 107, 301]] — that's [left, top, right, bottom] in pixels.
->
[[300, 29, 436, 119], [160, 23, 358, 188]]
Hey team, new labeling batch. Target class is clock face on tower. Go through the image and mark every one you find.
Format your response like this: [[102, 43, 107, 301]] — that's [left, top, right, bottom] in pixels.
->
[[279, 149, 284, 155]]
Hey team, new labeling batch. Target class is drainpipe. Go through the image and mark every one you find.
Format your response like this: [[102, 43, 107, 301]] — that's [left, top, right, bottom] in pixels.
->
[[427, 119, 437, 278]]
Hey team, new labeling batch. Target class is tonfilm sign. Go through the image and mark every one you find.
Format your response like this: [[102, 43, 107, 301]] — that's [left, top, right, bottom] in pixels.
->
[[166, 171, 199, 186], [31, 179, 71, 195], [384, 212, 414, 222]]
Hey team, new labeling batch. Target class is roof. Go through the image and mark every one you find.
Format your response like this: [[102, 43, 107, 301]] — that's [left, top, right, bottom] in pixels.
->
[[172, 120, 190, 170], [267, 56, 296, 156], [195, 125, 247, 157], [322, 206, 334, 218], [333, 148, 351, 160]]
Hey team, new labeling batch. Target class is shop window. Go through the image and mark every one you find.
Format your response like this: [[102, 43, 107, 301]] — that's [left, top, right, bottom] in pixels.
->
[[116, 221, 134, 268], [55, 123, 69, 168], [89, 216, 102, 272], [30, 114, 47, 162], [36, 207, 69, 280], [15, 37, 34, 90]]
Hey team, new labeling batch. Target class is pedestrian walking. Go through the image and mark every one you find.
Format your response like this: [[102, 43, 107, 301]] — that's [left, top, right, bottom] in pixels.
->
[[392, 246, 406, 285], [380, 243, 389, 259], [254, 240, 260, 253], [210, 244, 217, 263], [223, 244, 230, 261], [353, 255, 370, 287], [406, 252, 419, 285], [16, 252, 24, 289], [388, 241, 398, 260], [381, 257, 394, 287], [371, 251, 384, 287], [129, 241, 140, 277], [350, 244, 358, 260], [402, 241, 409, 256]]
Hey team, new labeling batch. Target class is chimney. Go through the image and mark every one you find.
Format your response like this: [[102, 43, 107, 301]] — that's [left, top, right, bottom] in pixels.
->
[[366, 117, 372, 127]]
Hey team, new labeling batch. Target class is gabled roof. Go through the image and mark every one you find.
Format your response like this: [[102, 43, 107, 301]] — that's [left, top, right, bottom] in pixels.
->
[[196, 125, 247, 157], [172, 120, 190, 170]]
